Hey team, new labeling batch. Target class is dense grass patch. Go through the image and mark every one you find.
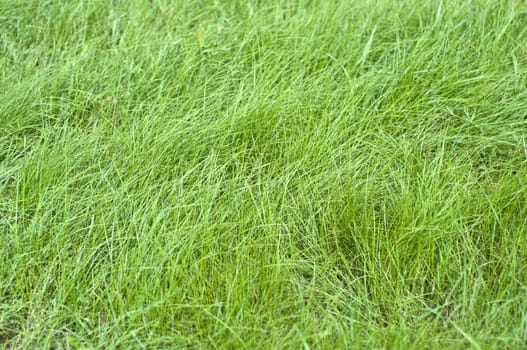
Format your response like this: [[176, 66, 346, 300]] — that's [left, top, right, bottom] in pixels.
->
[[2, 0, 527, 348]]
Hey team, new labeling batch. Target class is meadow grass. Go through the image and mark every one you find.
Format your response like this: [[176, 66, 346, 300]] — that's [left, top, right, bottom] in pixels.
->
[[1, 0, 527, 348]]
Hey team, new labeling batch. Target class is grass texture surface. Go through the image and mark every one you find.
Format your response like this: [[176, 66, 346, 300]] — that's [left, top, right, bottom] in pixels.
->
[[1, 0, 527, 348]]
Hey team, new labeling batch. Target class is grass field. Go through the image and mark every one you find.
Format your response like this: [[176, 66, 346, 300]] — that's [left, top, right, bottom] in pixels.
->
[[1, 0, 527, 348]]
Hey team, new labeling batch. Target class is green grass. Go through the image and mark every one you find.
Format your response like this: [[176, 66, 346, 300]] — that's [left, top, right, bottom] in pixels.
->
[[1, 0, 527, 348]]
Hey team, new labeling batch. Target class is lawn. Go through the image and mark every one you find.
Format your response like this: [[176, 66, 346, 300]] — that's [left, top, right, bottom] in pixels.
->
[[1, 0, 527, 348]]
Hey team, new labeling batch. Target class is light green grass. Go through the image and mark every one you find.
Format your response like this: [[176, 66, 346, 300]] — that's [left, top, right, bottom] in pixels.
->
[[1, 0, 527, 348]]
